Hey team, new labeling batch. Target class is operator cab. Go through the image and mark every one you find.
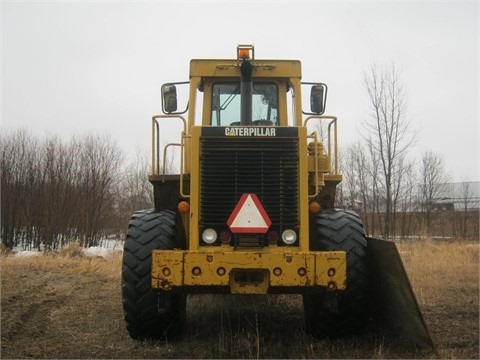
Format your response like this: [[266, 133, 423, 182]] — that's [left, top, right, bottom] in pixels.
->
[[212, 82, 278, 126], [160, 44, 327, 129]]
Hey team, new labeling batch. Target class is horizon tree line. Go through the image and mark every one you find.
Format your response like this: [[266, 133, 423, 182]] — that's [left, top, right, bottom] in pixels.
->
[[0, 130, 155, 250]]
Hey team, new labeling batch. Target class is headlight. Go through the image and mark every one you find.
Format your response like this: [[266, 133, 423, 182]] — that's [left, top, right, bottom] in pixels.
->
[[281, 229, 297, 245], [202, 228, 217, 244]]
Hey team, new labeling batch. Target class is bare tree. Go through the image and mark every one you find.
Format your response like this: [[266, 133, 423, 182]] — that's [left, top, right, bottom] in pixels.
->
[[1, 130, 129, 250], [456, 182, 479, 239], [117, 149, 154, 230], [0, 129, 41, 249], [75, 133, 124, 247], [341, 142, 376, 235], [339, 144, 361, 211], [363, 63, 415, 238], [395, 158, 417, 237], [419, 150, 451, 234]]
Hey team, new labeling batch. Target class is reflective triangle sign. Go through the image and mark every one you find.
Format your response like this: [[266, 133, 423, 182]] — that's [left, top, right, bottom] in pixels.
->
[[227, 194, 272, 233]]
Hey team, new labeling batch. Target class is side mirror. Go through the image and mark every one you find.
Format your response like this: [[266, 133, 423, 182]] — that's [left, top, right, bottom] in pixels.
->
[[310, 84, 326, 115], [162, 84, 178, 113]]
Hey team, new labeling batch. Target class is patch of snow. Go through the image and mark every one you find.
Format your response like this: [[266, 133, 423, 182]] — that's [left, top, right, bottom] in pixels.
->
[[83, 246, 110, 258], [14, 251, 42, 258], [97, 238, 124, 251]]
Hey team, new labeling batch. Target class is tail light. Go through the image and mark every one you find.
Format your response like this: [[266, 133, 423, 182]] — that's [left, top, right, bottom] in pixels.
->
[[268, 230, 279, 244], [220, 230, 232, 244]]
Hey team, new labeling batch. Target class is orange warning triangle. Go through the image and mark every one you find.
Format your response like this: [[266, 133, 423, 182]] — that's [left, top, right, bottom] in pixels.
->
[[227, 194, 272, 233]]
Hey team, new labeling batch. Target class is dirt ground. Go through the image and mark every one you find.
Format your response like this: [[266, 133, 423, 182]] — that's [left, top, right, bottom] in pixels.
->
[[1, 243, 478, 359]]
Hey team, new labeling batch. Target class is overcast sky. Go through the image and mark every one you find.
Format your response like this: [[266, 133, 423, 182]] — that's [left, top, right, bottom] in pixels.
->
[[2, 1, 479, 182]]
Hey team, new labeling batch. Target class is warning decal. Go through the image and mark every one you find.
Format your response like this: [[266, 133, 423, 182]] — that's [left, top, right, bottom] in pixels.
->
[[227, 194, 272, 233]]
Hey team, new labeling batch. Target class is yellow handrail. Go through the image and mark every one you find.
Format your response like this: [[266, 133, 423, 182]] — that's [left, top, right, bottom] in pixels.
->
[[151, 115, 187, 175], [303, 115, 338, 175]]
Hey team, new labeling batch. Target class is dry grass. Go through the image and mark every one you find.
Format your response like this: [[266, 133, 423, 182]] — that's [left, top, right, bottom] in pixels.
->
[[1, 243, 122, 281], [398, 239, 479, 305], [398, 239, 479, 359], [1, 239, 478, 359]]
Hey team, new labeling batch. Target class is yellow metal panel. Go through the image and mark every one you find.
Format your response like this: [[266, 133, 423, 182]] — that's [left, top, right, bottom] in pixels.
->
[[152, 248, 346, 293], [187, 76, 201, 130], [297, 127, 310, 251], [151, 250, 184, 290], [267, 251, 316, 286], [184, 250, 230, 286], [184, 250, 316, 287], [189, 126, 202, 250], [324, 174, 343, 183], [290, 78, 303, 126], [190, 59, 302, 78], [315, 251, 347, 290], [307, 154, 331, 173]]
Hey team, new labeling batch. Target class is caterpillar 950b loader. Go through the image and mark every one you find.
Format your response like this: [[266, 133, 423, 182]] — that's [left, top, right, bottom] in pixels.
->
[[121, 45, 433, 348]]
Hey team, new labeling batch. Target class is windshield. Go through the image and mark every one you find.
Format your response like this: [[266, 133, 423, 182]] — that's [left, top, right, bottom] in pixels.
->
[[211, 83, 278, 126]]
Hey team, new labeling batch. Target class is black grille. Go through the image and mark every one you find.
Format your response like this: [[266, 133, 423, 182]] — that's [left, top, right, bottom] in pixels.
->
[[200, 136, 299, 246]]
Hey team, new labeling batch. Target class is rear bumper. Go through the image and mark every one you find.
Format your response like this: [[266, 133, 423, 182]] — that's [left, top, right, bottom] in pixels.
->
[[152, 248, 346, 294]]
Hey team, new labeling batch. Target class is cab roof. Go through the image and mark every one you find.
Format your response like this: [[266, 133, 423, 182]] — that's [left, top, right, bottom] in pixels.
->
[[189, 59, 302, 79]]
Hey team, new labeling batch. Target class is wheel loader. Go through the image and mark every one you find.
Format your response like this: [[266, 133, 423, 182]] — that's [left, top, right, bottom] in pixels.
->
[[122, 44, 433, 348]]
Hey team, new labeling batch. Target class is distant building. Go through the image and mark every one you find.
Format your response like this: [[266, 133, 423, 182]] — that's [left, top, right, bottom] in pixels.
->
[[340, 181, 480, 213], [431, 181, 480, 211]]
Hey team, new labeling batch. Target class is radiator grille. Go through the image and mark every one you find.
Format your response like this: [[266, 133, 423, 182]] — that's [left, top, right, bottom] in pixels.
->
[[200, 136, 299, 246]]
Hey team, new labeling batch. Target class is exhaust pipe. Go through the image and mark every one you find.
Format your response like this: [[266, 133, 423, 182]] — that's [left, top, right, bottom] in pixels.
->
[[240, 60, 253, 126]]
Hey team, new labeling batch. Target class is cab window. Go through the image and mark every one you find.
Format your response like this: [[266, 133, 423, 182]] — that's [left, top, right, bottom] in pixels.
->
[[211, 83, 278, 126]]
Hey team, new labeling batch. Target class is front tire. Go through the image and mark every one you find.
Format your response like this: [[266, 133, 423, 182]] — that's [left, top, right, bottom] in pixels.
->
[[122, 209, 186, 340], [304, 209, 369, 338]]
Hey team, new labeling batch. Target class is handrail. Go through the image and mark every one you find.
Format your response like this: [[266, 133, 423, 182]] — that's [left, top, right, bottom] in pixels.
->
[[307, 131, 320, 198], [327, 117, 339, 175], [151, 114, 187, 175], [303, 115, 339, 175], [179, 132, 191, 198], [304, 115, 339, 198]]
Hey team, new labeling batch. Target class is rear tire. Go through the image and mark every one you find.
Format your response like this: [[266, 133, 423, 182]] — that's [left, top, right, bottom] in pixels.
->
[[122, 209, 186, 340], [304, 209, 369, 338]]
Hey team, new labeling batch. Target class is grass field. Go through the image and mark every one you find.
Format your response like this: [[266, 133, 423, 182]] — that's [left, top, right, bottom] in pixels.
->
[[1, 239, 478, 359]]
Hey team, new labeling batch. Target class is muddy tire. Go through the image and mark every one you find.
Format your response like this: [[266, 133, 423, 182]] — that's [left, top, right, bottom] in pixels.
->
[[304, 209, 369, 338], [122, 209, 186, 340]]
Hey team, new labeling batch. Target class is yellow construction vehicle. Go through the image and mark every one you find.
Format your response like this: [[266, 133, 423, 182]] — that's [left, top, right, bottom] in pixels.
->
[[121, 44, 433, 348]]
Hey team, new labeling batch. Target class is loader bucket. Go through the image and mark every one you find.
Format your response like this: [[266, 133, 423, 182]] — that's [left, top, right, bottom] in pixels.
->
[[367, 237, 434, 350]]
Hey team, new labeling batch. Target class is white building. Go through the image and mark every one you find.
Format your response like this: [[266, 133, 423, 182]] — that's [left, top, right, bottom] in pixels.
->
[[432, 181, 480, 211]]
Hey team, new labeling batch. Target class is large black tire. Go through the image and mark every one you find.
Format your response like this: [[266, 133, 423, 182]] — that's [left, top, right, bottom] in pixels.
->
[[122, 209, 186, 340], [304, 209, 369, 338]]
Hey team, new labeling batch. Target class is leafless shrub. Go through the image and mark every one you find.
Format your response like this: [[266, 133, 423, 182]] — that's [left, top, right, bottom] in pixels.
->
[[0, 130, 153, 250]]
